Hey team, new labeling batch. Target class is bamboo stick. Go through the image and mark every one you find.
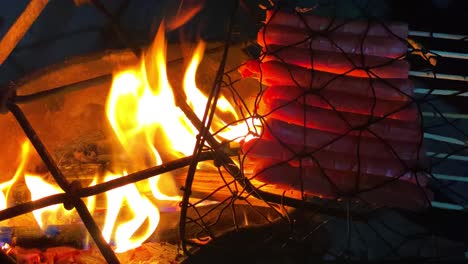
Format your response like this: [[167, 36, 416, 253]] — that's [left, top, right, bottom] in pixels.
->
[[0, 0, 49, 65], [408, 30, 468, 41], [424, 133, 466, 146], [408, 48, 468, 60], [432, 173, 468, 183], [429, 50, 468, 60], [422, 112, 468, 120], [414, 88, 468, 97], [409, 71, 468, 82], [426, 152, 468, 162], [431, 201, 465, 211]]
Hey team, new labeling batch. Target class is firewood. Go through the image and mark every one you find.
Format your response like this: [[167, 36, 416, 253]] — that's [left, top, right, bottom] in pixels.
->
[[0, 224, 86, 250]]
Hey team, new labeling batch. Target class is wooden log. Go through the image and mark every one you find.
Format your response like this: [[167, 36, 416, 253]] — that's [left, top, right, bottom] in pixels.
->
[[0, 224, 86, 249], [173, 166, 304, 206]]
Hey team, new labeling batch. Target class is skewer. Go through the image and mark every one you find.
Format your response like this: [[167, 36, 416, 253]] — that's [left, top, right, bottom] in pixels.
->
[[414, 88, 468, 97], [432, 173, 468, 183], [431, 201, 465, 211], [429, 50, 468, 60], [409, 71, 468, 82], [424, 133, 466, 146], [408, 30, 468, 41], [422, 112, 468, 120], [408, 48, 468, 60], [426, 152, 468, 162]]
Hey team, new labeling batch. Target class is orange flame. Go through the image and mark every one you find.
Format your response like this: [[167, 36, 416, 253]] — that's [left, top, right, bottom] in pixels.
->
[[103, 22, 258, 252], [2, 20, 258, 253], [25, 174, 73, 229], [166, 0, 205, 31], [101, 173, 160, 253], [25, 174, 98, 230], [0, 141, 30, 210]]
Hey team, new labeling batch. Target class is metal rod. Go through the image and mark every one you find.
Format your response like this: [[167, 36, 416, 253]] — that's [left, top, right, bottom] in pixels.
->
[[179, 0, 239, 252], [79, 152, 214, 197], [0, 152, 214, 222], [0, 193, 66, 222], [408, 30, 468, 41], [14, 75, 113, 104], [7, 103, 120, 264], [0, 0, 49, 65]]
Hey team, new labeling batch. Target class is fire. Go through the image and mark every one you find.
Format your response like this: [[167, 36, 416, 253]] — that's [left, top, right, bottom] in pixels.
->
[[1, 20, 258, 253], [25, 174, 73, 229], [0, 141, 30, 210], [183, 41, 249, 141], [24, 174, 98, 230], [103, 22, 256, 252], [101, 173, 160, 253]]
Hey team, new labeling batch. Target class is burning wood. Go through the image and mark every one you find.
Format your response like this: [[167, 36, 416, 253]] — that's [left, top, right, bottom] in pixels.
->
[[7, 242, 183, 264], [0, 11, 262, 261]]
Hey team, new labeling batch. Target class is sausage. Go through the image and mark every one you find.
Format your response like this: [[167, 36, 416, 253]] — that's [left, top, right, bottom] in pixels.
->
[[263, 119, 422, 161], [238, 60, 413, 101], [259, 100, 421, 143], [265, 9, 408, 39], [243, 138, 420, 180], [258, 25, 407, 58], [252, 160, 431, 211], [264, 46, 409, 79], [262, 85, 417, 121]]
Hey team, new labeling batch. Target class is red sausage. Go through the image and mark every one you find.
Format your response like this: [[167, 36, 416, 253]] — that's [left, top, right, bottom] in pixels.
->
[[258, 25, 407, 59], [239, 60, 413, 101], [263, 119, 422, 162], [243, 138, 420, 180], [263, 85, 418, 121], [265, 10, 408, 39], [259, 100, 421, 143], [264, 46, 409, 79], [252, 160, 431, 211]]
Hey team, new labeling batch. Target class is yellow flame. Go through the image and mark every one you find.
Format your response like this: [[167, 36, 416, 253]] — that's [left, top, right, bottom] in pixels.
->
[[182, 42, 258, 143], [102, 22, 258, 252], [101, 173, 160, 253], [24, 173, 98, 230], [25, 174, 72, 229], [0, 141, 31, 210]]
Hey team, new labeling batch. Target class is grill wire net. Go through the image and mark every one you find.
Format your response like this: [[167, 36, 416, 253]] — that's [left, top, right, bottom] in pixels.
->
[[0, 0, 467, 263], [181, 1, 468, 262]]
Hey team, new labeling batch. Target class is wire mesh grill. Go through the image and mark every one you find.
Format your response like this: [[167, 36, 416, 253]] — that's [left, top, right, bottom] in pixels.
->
[[0, 0, 467, 263]]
